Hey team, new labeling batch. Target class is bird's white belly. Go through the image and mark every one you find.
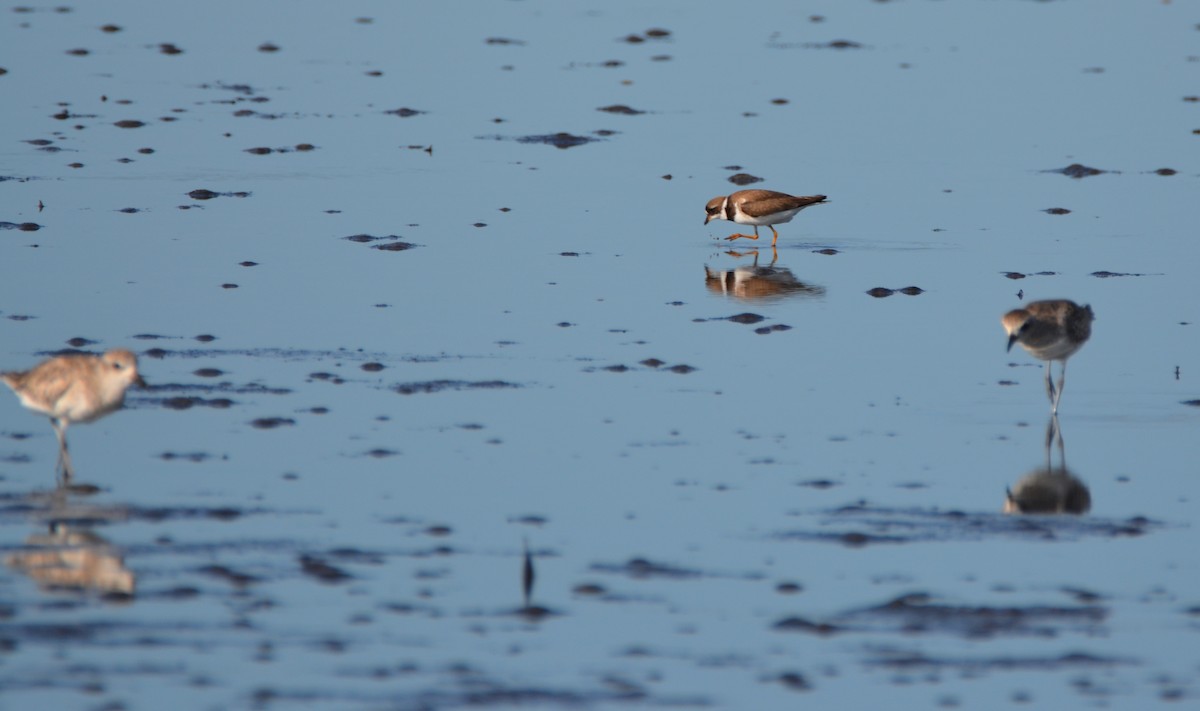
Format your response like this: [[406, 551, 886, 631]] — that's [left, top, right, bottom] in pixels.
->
[[1020, 339, 1081, 362], [735, 208, 802, 226]]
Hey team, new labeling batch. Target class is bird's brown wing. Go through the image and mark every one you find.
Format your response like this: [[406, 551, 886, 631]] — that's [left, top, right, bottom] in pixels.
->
[[5, 358, 83, 409], [739, 194, 827, 218]]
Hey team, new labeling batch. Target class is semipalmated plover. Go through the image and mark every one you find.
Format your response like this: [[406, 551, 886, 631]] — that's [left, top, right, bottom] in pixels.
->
[[2, 349, 146, 480], [1001, 300, 1093, 414], [704, 190, 827, 247]]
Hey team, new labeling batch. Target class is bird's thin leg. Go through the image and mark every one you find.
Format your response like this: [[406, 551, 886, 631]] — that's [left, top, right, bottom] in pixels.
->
[[769, 225, 780, 247], [1044, 416, 1064, 471], [1051, 360, 1067, 415], [1054, 415, 1066, 470], [1043, 362, 1056, 407], [724, 227, 759, 242], [52, 419, 74, 482], [1043, 417, 1055, 470]]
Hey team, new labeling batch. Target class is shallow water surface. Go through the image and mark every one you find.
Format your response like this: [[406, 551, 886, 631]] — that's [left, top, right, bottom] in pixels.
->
[[2, 1, 1198, 709]]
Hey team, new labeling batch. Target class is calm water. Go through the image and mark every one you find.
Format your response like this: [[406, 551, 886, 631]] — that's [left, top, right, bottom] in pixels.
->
[[2, 1, 1198, 709]]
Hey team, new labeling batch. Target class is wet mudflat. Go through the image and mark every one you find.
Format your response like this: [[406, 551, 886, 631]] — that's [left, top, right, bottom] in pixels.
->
[[1, 1, 1198, 709]]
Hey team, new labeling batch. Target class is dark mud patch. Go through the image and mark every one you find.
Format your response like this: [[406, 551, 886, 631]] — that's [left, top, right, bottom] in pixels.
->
[[769, 38, 865, 50], [622, 28, 672, 43], [868, 286, 924, 297], [393, 380, 520, 395], [135, 381, 289, 405], [775, 504, 1158, 546], [1045, 163, 1110, 178], [479, 131, 614, 149], [773, 616, 841, 635], [1002, 271, 1056, 280], [597, 104, 645, 115], [1043, 207, 1072, 215], [755, 324, 792, 335], [1091, 270, 1153, 278], [131, 346, 417, 368], [728, 173, 763, 186], [373, 241, 417, 252], [361, 448, 398, 458], [157, 396, 235, 410], [197, 81, 260, 97], [199, 564, 260, 586], [0, 222, 41, 231], [250, 417, 295, 429], [343, 234, 417, 252], [384, 107, 425, 118], [774, 592, 1110, 640], [244, 144, 317, 155], [584, 361, 696, 374], [842, 592, 1107, 639], [187, 189, 250, 200], [798, 478, 840, 489], [590, 557, 762, 582], [238, 683, 678, 709], [299, 554, 353, 583], [727, 312, 765, 324], [159, 451, 215, 462], [590, 557, 701, 580], [864, 649, 1134, 674]]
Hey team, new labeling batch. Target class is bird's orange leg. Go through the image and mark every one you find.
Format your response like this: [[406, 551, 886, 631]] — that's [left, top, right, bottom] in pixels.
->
[[769, 225, 780, 247], [724, 226, 761, 242]]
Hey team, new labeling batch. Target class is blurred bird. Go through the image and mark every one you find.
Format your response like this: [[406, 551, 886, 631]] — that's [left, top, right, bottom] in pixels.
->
[[2, 349, 146, 480], [1002, 300, 1093, 414]]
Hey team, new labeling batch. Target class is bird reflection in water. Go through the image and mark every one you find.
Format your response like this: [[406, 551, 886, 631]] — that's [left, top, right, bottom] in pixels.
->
[[1004, 416, 1091, 515], [704, 249, 825, 301], [4, 484, 136, 596]]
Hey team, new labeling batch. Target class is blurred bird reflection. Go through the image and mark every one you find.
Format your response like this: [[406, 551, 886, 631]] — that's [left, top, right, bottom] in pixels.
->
[[704, 250, 825, 302], [1004, 417, 1091, 515], [5, 485, 135, 596]]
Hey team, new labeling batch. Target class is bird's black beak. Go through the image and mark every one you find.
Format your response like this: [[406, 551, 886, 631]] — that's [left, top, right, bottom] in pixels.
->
[[704, 215, 712, 225], [134, 375, 148, 388], [1006, 334, 1018, 353]]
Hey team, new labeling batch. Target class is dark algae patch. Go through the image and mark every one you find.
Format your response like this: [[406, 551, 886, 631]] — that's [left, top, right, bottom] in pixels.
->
[[393, 380, 519, 395], [187, 189, 250, 200], [1046, 163, 1108, 178], [479, 131, 613, 149]]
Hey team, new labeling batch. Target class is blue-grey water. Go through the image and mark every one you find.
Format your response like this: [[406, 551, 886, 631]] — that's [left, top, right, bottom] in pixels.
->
[[2, 1, 1198, 709]]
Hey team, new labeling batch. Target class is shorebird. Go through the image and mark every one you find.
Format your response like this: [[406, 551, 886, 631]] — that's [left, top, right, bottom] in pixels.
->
[[2, 349, 146, 480], [1002, 300, 1093, 414], [704, 190, 827, 247]]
